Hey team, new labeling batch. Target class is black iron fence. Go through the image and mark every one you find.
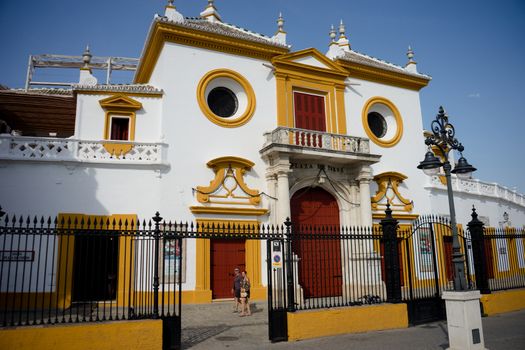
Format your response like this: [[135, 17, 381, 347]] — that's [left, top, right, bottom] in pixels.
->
[[1, 207, 524, 342], [477, 227, 525, 292], [0, 213, 182, 331], [284, 225, 385, 311]]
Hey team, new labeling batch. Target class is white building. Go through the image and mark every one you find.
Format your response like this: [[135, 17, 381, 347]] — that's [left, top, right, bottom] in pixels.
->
[[1, 1, 524, 303]]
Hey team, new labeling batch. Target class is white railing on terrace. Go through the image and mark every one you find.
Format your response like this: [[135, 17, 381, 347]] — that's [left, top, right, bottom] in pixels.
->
[[263, 127, 370, 154], [429, 175, 525, 208], [0, 135, 168, 165]]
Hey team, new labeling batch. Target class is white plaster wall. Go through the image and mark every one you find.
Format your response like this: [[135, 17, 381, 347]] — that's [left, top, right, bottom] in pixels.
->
[[148, 43, 277, 223], [75, 94, 163, 142], [0, 163, 161, 219], [344, 78, 432, 215]]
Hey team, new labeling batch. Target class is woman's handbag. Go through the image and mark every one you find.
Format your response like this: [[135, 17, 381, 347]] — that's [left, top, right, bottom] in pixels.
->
[[240, 288, 247, 298]]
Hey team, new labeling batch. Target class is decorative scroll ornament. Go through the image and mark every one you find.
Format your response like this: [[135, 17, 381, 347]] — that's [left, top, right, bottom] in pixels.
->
[[371, 171, 413, 212], [196, 157, 261, 206]]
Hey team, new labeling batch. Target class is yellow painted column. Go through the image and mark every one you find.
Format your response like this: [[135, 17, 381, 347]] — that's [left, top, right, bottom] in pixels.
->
[[194, 238, 212, 303], [275, 73, 289, 127], [335, 84, 347, 134], [246, 239, 266, 300]]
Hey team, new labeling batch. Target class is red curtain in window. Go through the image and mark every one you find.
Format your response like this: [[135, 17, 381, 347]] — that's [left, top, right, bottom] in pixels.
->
[[110, 117, 130, 141]]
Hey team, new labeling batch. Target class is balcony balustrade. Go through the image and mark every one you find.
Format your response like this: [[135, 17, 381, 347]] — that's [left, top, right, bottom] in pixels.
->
[[0, 135, 168, 166]]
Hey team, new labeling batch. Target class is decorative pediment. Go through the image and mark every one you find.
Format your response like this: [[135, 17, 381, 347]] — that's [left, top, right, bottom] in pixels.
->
[[272, 48, 348, 80], [371, 171, 413, 212], [195, 156, 262, 206], [99, 94, 142, 111]]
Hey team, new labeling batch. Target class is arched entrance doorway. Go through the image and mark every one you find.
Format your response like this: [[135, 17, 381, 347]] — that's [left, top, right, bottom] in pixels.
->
[[290, 187, 342, 298]]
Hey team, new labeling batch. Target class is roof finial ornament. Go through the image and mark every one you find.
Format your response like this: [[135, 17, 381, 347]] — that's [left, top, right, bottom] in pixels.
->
[[82, 45, 92, 69], [272, 12, 287, 45], [164, 0, 184, 22], [329, 25, 337, 45], [337, 19, 350, 52], [339, 20, 347, 39], [405, 45, 418, 73], [201, 0, 222, 23], [277, 12, 285, 33], [79, 45, 97, 86]]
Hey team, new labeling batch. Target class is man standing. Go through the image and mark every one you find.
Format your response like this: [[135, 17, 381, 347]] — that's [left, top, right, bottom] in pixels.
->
[[231, 267, 242, 312]]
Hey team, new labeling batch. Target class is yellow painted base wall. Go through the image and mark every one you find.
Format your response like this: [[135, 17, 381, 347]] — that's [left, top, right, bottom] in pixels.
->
[[0, 319, 162, 350], [287, 303, 408, 341], [480, 289, 525, 316]]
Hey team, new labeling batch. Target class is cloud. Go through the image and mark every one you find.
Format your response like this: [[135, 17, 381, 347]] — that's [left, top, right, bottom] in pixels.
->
[[468, 92, 481, 98]]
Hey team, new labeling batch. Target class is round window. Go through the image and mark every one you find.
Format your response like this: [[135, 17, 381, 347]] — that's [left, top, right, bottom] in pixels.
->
[[197, 69, 256, 128], [367, 112, 387, 138], [207, 87, 238, 118], [361, 97, 403, 148]]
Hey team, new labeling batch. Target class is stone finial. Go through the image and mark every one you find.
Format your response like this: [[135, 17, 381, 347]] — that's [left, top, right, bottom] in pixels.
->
[[82, 45, 92, 69], [277, 12, 285, 33], [79, 45, 97, 86], [337, 19, 350, 52], [165, 0, 184, 22], [326, 24, 344, 59], [329, 25, 337, 45], [272, 12, 287, 45], [405, 45, 418, 73], [200, 0, 222, 23]]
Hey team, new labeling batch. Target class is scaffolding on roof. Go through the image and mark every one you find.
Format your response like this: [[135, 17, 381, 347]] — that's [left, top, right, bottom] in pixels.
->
[[25, 54, 139, 90]]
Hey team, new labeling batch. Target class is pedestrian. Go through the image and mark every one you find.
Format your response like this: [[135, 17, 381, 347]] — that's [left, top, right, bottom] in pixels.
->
[[239, 270, 251, 316], [231, 267, 242, 313]]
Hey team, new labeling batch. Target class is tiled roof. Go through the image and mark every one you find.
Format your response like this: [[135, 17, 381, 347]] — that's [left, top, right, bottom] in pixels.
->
[[156, 16, 289, 49], [337, 50, 431, 80], [72, 84, 163, 94], [7, 88, 73, 96]]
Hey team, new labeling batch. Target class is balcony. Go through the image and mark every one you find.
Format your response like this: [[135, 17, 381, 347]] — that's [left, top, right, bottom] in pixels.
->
[[260, 127, 380, 165], [0, 135, 168, 167]]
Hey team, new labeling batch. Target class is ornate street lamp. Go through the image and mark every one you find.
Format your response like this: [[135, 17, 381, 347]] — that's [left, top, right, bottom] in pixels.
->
[[418, 106, 476, 291]]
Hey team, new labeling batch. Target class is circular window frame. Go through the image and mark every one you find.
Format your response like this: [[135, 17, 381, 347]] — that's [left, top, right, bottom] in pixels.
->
[[362, 97, 403, 148], [197, 69, 256, 128]]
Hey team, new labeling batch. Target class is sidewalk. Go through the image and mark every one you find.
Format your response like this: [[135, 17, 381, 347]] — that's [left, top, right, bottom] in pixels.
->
[[181, 301, 525, 349]]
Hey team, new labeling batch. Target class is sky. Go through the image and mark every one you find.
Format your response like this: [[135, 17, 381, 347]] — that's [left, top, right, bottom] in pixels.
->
[[1, 0, 524, 193]]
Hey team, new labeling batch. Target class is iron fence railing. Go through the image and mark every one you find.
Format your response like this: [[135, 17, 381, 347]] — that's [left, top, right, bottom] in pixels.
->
[[0, 214, 182, 328], [482, 227, 525, 292], [287, 225, 385, 311]]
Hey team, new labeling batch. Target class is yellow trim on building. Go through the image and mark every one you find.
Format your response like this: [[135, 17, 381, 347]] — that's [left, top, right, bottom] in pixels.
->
[[0, 319, 162, 350], [336, 59, 430, 91], [99, 94, 143, 156], [56, 213, 137, 310], [272, 48, 348, 135], [362, 96, 403, 148], [287, 303, 408, 341], [194, 219, 266, 303], [371, 171, 413, 212], [480, 289, 525, 316], [134, 21, 289, 84], [196, 69, 256, 128]]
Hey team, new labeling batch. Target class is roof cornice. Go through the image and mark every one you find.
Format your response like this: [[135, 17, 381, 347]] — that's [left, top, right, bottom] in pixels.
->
[[134, 19, 290, 84], [336, 58, 431, 91]]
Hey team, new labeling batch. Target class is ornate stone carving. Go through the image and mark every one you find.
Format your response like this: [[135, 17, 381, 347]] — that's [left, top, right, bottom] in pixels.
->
[[371, 171, 413, 212]]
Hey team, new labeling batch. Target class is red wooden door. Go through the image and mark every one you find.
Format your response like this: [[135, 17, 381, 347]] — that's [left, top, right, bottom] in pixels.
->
[[210, 239, 245, 299], [293, 92, 326, 147], [291, 188, 342, 297], [443, 236, 454, 281]]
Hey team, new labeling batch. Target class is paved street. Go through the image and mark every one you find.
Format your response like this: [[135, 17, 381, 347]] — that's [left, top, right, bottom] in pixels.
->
[[182, 301, 525, 349]]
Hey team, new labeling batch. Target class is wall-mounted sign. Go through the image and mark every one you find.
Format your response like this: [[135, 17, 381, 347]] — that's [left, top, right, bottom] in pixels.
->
[[0, 250, 35, 262], [272, 241, 282, 268]]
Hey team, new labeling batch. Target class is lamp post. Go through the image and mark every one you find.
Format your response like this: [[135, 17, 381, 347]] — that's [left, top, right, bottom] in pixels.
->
[[418, 106, 476, 291]]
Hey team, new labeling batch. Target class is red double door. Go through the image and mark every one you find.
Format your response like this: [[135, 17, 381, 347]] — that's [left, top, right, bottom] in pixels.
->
[[294, 92, 326, 147], [210, 239, 245, 299], [291, 188, 342, 297]]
